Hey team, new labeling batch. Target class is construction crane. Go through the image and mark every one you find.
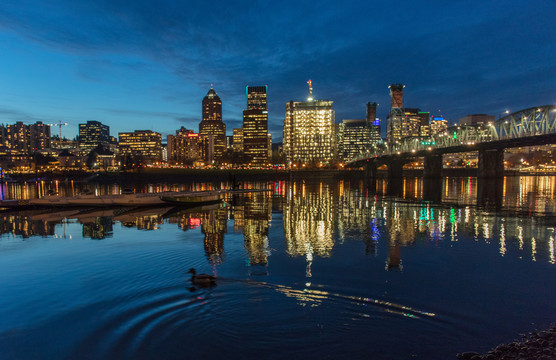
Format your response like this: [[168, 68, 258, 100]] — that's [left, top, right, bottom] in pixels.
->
[[48, 120, 68, 148]]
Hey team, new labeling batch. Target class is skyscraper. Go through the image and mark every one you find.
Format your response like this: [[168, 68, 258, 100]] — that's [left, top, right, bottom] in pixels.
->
[[401, 108, 423, 138], [337, 103, 381, 163], [431, 115, 449, 135], [167, 127, 203, 165], [242, 85, 269, 166], [387, 84, 405, 142], [118, 130, 162, 166], [79, 120, 110, 151], [283, 81, 335, 166], [6, 121, 51, 154], [232, 128, 244, 153], [199, 87, 226, 163], [247, 86, 267, 110]]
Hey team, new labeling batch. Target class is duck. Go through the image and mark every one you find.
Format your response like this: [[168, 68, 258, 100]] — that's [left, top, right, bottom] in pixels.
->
[[187, 268, 216, 287]]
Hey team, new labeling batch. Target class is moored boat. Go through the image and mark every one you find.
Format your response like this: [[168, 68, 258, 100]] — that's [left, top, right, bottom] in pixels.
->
[[160, 193, 223, 206]]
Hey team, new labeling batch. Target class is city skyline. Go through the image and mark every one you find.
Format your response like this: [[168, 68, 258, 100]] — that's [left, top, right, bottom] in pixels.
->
[[0, 1, 554, 142]]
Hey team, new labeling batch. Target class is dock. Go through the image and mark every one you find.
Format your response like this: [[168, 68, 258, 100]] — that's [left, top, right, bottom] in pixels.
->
[[0, 189, 269, 209]]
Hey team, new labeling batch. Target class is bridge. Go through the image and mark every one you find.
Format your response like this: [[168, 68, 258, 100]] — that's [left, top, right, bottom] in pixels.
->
[[350, 105, 556, 179]]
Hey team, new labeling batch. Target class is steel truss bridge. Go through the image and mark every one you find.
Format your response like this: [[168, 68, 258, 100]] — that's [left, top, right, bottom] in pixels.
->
[[350, 105, 556, 178]]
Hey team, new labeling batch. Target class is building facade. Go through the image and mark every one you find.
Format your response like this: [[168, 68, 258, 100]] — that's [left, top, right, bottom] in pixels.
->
[[6, 121, 51, 154], [430, 115, 449, 135], [337, 103, 381, 163], [283, 85, 335, 165], [199, 87, 226, 163], [232, 128, 244, 153], [387, 84, 405, 143], [118, 130, 162, 166], [167, 127, 203, 165], [387, 85, 431, 143], [242, 85, 269, 166], [79, 121, 110, 151]]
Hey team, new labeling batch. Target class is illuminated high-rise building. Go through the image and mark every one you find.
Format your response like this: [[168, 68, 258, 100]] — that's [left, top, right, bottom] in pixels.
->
[[283, 81, 335, 165], [247, 85, 268, 110], [119, 130, 162, 166], [401, 108, 423, 138], [167, 127, 203, 165], [79, 120, 110, 151], [431, 115, 449, 135], [337, 103, 381, 162], [199, 87, 226, 163], [386, 85, 430, 142], [242, 86, 269, 166], [418, 111, 431, 136], [232, 128, 244, 152], [6, 121, 51, 154], [387, 84, 405, 142]]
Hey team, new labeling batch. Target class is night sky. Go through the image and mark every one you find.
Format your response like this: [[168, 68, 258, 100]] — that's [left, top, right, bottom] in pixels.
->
[[0, 0, 554, 141]]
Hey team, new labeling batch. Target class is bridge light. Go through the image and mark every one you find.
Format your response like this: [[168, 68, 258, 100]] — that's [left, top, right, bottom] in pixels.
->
[[411, 149, 416, 153], [397, 151, 401, 155], [427, 147, 432, 150]]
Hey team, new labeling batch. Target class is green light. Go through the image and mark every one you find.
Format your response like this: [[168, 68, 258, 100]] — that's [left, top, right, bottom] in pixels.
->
[[453, 132, 457, 139]]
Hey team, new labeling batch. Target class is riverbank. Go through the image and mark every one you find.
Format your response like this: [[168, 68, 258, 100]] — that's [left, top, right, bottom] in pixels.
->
[[457, 324, 556, 359], [3, 167, 549, 184], [5, 168, 367, 184]]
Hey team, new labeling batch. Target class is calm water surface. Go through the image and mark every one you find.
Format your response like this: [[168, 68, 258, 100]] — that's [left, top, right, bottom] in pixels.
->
[[1, 176, 556, 359]]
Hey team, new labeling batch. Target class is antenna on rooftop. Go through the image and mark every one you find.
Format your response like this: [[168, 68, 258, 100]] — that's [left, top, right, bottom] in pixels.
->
[[307, 79, 313, 101]]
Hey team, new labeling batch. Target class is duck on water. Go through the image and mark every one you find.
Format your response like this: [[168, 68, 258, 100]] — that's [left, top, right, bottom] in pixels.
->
[[187, 268, 216, 287]]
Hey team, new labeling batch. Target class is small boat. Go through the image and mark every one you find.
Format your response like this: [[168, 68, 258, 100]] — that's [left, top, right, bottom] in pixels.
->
[[160, 193, 223, 206]]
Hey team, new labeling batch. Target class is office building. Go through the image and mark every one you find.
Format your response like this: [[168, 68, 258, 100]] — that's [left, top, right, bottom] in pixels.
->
[[430, 116, 449, 135], [247, 85, 268, 110], [337, 103, 381, 163], [283, 81, 335, 165], [119, 130, 162, 166], [233, 128, 244, 152], [242, 86, 269, 166], [386, 85, 431, 142], [6, 121, 51, 154], [418, 111, 431, 136], [387, 84, 405, 142], [167, 127, 203, 165], [79, 121, 110, 151], [199, 87, 226, 163]]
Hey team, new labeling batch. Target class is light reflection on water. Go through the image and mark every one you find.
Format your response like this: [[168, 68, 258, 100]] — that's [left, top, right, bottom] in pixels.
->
[[0, 176, 556, 359]]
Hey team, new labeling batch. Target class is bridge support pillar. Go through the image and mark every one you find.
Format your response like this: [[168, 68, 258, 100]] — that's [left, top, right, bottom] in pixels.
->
[[423, 154, 443, 179], [478, 149, 504, 179], [387, 160, 404, 179]]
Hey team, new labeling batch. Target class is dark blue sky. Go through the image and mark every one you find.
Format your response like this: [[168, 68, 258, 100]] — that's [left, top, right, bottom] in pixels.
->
[[0, 0, 554, 141]]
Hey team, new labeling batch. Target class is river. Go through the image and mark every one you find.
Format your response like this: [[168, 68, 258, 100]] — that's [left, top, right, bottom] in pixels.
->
[[0, 176, 555, 359]]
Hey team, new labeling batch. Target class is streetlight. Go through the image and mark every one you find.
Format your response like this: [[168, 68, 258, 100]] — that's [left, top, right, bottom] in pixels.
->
[[498, 110, 509, 120]]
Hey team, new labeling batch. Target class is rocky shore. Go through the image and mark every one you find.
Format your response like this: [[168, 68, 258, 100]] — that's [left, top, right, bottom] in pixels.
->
[[457, 324, 556, 359]]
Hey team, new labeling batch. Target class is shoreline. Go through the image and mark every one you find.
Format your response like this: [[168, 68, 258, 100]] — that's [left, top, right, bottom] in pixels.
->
[[457, 324, 556, 359], [3, 168, 555, 184]]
